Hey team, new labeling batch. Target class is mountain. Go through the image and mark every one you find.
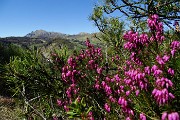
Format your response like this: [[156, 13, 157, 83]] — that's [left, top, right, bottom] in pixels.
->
[[0, 30, 103, 51], [0, 30, 104, 60], [25, 30, 67, 39]]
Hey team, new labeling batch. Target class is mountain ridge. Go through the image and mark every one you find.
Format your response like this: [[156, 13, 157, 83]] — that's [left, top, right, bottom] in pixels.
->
[[25, 29, 96, 39]]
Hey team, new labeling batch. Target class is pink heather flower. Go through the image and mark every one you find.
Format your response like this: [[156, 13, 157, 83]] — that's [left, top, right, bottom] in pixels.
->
[[156, 77, 173, 88], [171, 41, 180, 50], [162, 112, 168, 120], [87, 111, 94, 120], [112, 57, 115, 62], [114, 74, 121, 82], [152, 14, 159, 19], [88, 111, 93, 116], [66, 87, 72, 98], [135, 89, 140, 96], [67, 57, 73, 65], [105, 76, 111, 82], [94, 83, 100, 90], [126, 90, 131, 96], [109, 96, 116, 103], [126, 117, 131, 120], [152, 88, 175, 105], [171, 49, 176, 57], [156, 55, 165, 65], [140, 113, 146, 120], [168, 112, 179, 120], [97, 67, 103, 74], [168, 68, 175, 76], [139, 33, 149, 45], [64, 105, 69, 112], [111, 78, 115, 82], [88, 59, 94, 65], [169, 93, 175, 99], [73, 89, 78, 94], [144, 66, 151, 75], [57, 99, 63, 106], [104, 103, 110, 113], [153, 69, 163, 77], [162, 55, 170, 62], [104, 85, 112, 95], [151, 65, 159, 72], [118, 97, 127, 107], [101, 81, 106, 87], [66, 70, 72, 77]]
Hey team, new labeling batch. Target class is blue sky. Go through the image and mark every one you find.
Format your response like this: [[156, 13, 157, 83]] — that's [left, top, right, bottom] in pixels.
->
[[0, 0, 100, 37]]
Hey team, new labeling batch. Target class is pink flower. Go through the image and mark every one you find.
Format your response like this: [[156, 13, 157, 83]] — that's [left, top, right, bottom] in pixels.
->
[[104, 103, 110, 112], [156, 55, 165, 65], [152, 88, 175, 105], [114, 74, 121, 82], [156, 77, 173, 88], [104, 85, 112, 95], [171, 41, 180, 50], [171, 49, 176, 57], [64, 105, 69, 112], [126, 117, 131, 120], [118, 97, 127, 107], [109, 96, 116, 103], [87, 111, 94, 120], [57, 99, 63, 106], [168, 112, 179, 120], [66, 70, 72, 77], [162, 112, 179, 120], [153, 69, 163, 77], [94, 83, 100, 90], [140, 113, 146, 120], [135, 89, 140, 96], [97, 67, 103, 74], [126, 90, 131, 96], [168, 68, 175, 76], [151, 65, 159, 72], [144, 66, 151, 75], [162, 55, 170, 62], [161, 112, 168, 120]]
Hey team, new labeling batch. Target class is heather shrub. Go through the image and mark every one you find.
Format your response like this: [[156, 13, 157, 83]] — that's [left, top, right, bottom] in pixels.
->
[[56, 15, 179, 119]]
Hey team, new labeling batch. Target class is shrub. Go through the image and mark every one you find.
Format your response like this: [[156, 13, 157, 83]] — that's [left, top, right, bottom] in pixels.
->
[[56, 15, 180, 120]]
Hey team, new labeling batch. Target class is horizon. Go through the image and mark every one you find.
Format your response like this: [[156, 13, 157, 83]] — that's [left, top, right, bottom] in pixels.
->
[[0, 29, 99, 38], [0, 0, 100, 37]]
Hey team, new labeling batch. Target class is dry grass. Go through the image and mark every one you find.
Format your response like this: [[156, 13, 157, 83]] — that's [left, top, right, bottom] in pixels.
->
[[0, 97, 24, 120]]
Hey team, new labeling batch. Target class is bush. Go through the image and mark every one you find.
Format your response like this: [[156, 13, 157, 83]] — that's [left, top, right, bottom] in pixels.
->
[[56, 15, 180, 120], [5, 47, 69, 119]]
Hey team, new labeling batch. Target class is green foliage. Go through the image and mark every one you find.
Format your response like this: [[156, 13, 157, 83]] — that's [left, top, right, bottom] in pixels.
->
[[0, 43, 25, 96], [4, 46, 69, 119], [0, 43, 24, 64], [90, 0, 180, 56], [67, 98, 93, 119]]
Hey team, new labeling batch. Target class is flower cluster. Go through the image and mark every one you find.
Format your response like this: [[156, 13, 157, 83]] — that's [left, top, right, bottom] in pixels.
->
[[151, 53, 175, 106], [56, 14, 179, 119], [123, 31, 149, 51], [122, 14, 178, 119], [162, 112, 179, 120], [59, 38, 105, 119], [147, 14, 164, 43], [170, 41, 180, 57]]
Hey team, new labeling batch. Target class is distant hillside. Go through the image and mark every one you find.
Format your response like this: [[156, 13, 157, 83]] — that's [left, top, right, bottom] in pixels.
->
[[25, 30, 68, 39], [25, 30, 101, 43], [0, 30, 103, 52]]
